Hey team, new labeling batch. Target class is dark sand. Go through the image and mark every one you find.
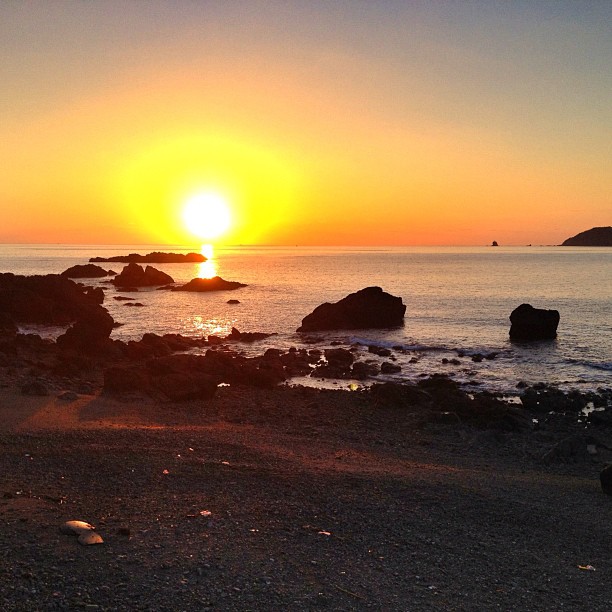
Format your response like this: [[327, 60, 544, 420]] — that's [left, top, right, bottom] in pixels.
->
[[1, 381, 612, 611]]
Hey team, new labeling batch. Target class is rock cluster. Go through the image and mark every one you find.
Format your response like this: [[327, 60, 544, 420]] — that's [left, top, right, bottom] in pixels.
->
[[112, 263, 174, 288], [0, 273, 115, 352]]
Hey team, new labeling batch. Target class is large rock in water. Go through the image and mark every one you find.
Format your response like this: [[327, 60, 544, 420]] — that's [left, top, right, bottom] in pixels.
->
[[297, 287, 406, 332], [0, 273, 111, 327], [0, 273, 115, 351], [61, 264, 111, 278], [113, 263, 174, 287], [509, 303, 560, 341], [90, 252, 206, 263], [171, 277, 247, 292]]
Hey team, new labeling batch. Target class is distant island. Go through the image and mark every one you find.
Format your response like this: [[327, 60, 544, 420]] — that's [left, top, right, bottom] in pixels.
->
[[90, 251, 206, 263], [561, 227, 612, 247]]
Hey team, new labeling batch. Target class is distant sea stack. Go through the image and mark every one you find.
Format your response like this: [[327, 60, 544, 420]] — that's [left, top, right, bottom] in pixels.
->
[[561, 227, 612, 246]]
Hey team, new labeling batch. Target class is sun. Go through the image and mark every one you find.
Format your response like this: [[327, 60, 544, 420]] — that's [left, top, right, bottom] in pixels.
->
[[182, 192, 232, 240]]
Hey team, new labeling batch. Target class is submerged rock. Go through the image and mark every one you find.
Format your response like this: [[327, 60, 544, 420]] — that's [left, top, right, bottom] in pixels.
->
[[509, 303, 560, 341], [298, 287, 406, 332]]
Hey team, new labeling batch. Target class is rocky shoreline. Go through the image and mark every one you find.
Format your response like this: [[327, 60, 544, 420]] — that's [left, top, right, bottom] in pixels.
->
[[2, 267, 612, 609]]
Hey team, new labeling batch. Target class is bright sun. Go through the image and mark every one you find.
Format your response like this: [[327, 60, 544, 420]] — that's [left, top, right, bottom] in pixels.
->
[[182, 192, 232, 240]]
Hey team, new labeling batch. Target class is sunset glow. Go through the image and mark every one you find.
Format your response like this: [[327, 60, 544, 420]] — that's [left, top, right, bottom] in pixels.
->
[[0, 2, 609, 245]]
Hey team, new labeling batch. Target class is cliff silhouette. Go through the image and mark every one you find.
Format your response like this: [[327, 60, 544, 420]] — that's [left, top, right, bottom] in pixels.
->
[[561, 226, 612, 246]]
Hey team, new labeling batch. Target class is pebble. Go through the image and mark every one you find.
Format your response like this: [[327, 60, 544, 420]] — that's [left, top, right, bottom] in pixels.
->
[[60, 520, 96, 535], [78, 532, 104, 545], [58, 391, 79, 401]]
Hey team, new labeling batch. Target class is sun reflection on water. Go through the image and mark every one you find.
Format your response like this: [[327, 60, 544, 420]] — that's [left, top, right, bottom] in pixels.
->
[[186, 316, 234, 338], [198, 244, 217, 279]]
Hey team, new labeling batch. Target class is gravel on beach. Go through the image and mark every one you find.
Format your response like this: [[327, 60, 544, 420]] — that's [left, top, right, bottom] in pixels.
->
[[1, 384, 612, 611]]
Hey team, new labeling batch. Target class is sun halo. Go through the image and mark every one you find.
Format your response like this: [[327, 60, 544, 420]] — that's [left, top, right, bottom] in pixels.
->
[[182, 192, 232, 240]]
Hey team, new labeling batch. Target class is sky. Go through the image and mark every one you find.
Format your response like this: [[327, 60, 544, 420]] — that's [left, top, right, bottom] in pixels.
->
[[1, 0, 610, 246]]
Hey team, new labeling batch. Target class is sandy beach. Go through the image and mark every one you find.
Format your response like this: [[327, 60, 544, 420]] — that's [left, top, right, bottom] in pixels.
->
[[2, 374, 612, 611]]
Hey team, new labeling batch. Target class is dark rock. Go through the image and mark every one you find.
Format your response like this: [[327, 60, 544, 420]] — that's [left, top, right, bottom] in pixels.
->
[[279, 349, 313, 377], [58, 391, 79, 401], [369, 382, 432, 411], [207, 335, 224, 345], [153, 371, 218, 401], [114, 296, 135, 301], [171, 277, 247, 292], [90, 251, 206, 263], [325, 348, 354, 368], [113, 264, 174, 288], [124, 302, 145, 307], [601, 465, 612, 495], [542, 435, 601, 464], [311, 348, 354, 379], [61, 264, 111, 278], [56, 306, 115, 353], [0, 312, 18, 336], [21, 379, 49, 396], [381, 361, 402, 374], [491, 241, 499, 247], [84, 287, 104, 304], [227, 299, 240, 304], [587, 410, 612, 427], [368, 345, 392, 357], [520, 386, 583, 413], [509, 303, 560, 341], [225, 327, 274, 342], [351, 361, 379, 380], [0, 273, 113, 328], [298, 287, 406, 332], [561, 226, 612, 247], [103, 365, 151, 394]]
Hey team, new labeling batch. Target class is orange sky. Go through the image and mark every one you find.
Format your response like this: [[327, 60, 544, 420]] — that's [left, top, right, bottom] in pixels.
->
[[1, 1, 610, 246]]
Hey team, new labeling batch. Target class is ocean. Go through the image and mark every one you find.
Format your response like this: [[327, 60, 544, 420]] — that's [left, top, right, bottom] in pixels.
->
[[1, 244, 610, 395]]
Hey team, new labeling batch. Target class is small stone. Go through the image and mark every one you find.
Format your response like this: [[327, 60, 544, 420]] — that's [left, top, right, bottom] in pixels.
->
[[58, 391, 79, 401], [60, 520, 95, 535], [78, 532, 104, 545], [21, 379, 49, 396]]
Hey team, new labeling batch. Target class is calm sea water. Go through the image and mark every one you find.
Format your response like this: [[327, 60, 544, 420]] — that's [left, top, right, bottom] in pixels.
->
[[1, 244, 610, 394]]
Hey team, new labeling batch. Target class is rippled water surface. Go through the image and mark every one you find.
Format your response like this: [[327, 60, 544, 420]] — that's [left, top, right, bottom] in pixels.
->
[[1, 244, 610, 393]]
